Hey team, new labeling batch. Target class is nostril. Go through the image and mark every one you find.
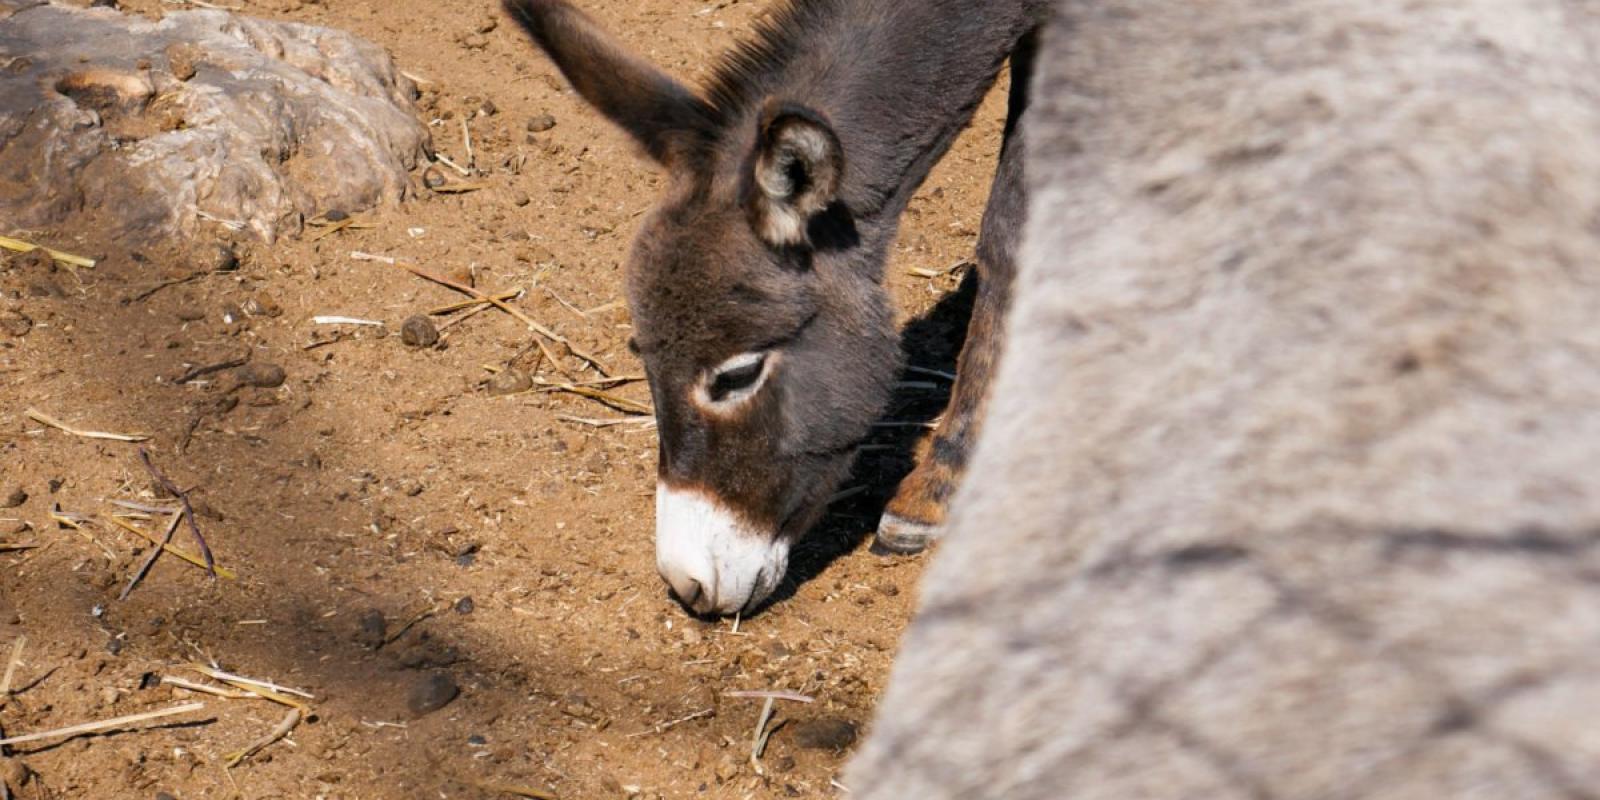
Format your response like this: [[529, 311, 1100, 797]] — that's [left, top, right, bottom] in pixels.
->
[[681, 578, 705, 608]]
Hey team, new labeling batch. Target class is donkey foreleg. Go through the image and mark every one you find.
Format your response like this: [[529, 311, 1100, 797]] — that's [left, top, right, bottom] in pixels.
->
[[876, 32, 1035, 553]]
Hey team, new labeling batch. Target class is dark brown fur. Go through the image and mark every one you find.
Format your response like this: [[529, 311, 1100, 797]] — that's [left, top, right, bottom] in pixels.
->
[[506, 0, 1043, 611]]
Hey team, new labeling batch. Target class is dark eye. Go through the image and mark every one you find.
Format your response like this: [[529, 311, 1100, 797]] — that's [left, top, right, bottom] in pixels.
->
[[707, 353, 767, 403]]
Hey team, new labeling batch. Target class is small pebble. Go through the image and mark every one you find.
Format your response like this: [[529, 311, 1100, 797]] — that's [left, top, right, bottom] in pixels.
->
[[155, 793, 177, 800], [400, 315, 439, 348], [0, 313, 33, 337], [526, 113, 556, 133], [460, 32, 489, 50], [354, 608, 387, 650], [486, 370, 532, 396], [406, 671, 460, 717], [466, 733, 487, 746], [198, 243, 238, 273], [235, 362, 287, 388], [422, 167, 446, 189], [219, 302, 245, 326], [2, 487, 26, 508], [791, 717, 858, 750], [323, 209, 349, 222], [454, 596, 474, 615]]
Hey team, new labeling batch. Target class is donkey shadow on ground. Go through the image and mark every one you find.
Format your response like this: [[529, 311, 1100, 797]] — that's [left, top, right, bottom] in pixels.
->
[[768, 267, 979, 608]]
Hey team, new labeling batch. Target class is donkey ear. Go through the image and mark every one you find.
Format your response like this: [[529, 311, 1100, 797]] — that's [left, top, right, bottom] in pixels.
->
[[505, 0, 714, 165], [748, 103, 844, 248]]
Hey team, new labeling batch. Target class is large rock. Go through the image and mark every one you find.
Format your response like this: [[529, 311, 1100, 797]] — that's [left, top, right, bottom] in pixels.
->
[[0, 0, 429, 244]]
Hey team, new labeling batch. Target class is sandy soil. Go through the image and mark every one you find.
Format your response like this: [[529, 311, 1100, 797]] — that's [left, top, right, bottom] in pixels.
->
[[0, 0, 1008, 796]]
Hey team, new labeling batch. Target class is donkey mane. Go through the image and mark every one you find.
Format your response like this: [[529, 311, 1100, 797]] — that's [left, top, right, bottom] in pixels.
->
[[700, 0, 844, 123]]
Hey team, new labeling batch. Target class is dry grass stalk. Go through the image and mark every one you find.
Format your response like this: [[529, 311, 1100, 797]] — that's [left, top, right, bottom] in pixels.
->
[[461, 117, 474, 170], [555, 415, 655, 429], [433, 182, 490, 194], [434, 154, 472, 177], [430, 290, 521, 315], [723, 690, 815, 703], [749, 696, 777, 774], [138, 449, 215, 576], [102, 515, 237, 580], [309, 217, 355, 242], [119, 511, 184, 601], [0, 543, 38, 553], [382, 605, 440, 647], [160, 676, 248, 700], [1, 635, 26, 700], [538, 383, 651, 415], [471, 780, 558, 800], [225, 706, 300, 767], [627, 707, 714, 738], [128, 270, 210, 303], [173, 355, 249, 385], [24, 408, 148, 442], [0, 235, 95, 269], [0, 702, 207, 747], [188, 665, 313, 709], [51, 505, 117, 560], [350, 251, 611, 373]]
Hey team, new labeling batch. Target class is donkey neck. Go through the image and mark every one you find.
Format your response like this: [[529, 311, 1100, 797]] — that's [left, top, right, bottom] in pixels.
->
[[710, 0, 1041, 235]]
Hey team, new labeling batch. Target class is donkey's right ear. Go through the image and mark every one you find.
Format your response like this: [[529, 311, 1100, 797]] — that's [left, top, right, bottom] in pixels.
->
[[505, 0, 715, 165]]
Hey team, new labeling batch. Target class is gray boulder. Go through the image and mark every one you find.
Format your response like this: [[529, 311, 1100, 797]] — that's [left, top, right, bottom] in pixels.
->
[[0, 0, 429, 244]]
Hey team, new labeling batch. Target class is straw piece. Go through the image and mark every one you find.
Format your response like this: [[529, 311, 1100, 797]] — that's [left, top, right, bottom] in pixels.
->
[[102, 515, 236, 580], [723, 690, 815, 703], [1, 635, 25, 698], [225, 706, 300, 767], [24, 408, 148, 442], [0, 702, 206, 746], [0, 235, 95, 269]]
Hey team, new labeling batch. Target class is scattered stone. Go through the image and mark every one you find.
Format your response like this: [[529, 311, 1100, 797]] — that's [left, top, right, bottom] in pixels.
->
[[0, 4, 428, 245], [486, 370, 532, 396], [155, 793, 177, 800], [399, 315, 439, 348], [478, 98, 497, 117], [235, 362, 287, 389], [476, 17, 498, 34], [454, 596, 474, 615], [422, 167, 447, 189], [715, 754, 741, 782], [354, 608, 387, 650], [196, 242, 238, 273], [2, 487, 25, 508], [466, 733, 487, 746], [323, 208, 349, 222], [510, 190, 530, 207], [406, 671, 459, 717], [175, 306, 206, 322], [0, 312, 32, 337], [219, 302, 245, 326], [526, 113, 556, 133], [459, 32, 489, 50], [791, 717, 858, 751], [242, 293, 282, 317]]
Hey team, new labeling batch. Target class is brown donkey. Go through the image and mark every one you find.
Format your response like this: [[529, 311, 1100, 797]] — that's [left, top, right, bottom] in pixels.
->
[[506, 0, 1045, 615]]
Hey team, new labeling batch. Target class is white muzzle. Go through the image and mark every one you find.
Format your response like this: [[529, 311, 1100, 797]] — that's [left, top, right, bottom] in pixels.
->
[[655, 484, 789, 616]]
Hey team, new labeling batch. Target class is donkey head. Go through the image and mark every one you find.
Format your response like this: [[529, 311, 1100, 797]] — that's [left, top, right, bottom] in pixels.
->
[[508, 0, 902, 615]]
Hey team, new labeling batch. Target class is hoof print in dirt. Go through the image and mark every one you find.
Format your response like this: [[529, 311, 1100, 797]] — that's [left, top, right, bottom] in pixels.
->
[[407, 671, 460, 717], [791, 717, 858, 751], [399, 314, 439, 348]]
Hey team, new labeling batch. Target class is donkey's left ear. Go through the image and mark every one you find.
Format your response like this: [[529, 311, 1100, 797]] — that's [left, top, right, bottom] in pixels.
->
[[747, 102, 844, 248]]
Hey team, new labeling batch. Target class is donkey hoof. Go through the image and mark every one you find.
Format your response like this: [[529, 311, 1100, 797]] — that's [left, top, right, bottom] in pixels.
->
[[872, 513, 940, 555]]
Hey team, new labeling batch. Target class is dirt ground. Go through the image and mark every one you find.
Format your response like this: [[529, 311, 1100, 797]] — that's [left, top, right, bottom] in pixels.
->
[[0, 0, 1009, 797]]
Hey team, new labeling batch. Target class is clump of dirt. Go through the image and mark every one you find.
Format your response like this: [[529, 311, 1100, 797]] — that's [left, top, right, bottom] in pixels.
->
[[0, 0, 1008, 797]]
